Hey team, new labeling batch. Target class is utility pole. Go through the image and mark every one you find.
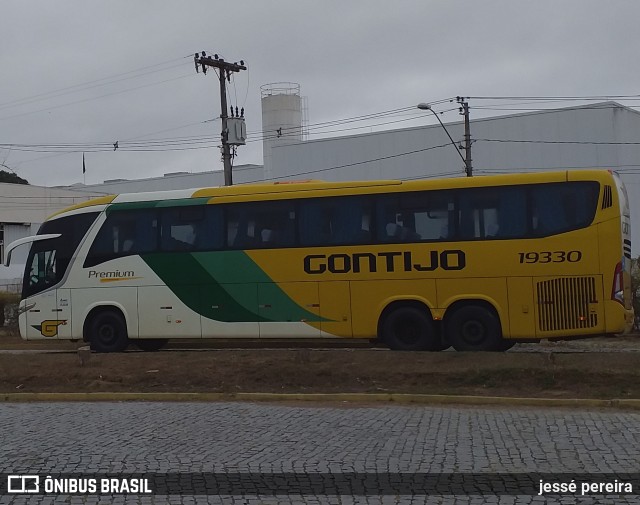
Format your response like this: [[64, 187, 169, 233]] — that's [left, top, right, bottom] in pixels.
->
[[456, 96, 473, 177], [195, 52, 247, 186]]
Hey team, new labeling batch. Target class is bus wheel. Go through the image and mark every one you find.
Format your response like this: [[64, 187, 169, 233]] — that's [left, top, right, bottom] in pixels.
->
[[446, 305, 502, 352], [134, 339, 168, 352], [382, 306, 440, 351], [89, 310, 129, 353]]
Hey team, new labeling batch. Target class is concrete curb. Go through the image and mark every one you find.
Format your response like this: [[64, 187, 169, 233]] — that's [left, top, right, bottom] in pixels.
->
[[1, 392, 639, 409]]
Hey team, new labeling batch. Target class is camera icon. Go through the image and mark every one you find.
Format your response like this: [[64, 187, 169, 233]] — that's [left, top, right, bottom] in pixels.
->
[[7, 475, 40, 493]]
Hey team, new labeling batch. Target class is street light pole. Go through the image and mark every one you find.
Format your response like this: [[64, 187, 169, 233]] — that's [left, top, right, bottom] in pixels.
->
[[417, 103, 472, 176]]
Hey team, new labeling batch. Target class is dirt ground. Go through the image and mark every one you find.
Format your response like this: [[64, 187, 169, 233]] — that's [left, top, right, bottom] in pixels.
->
[[1, 332, 639, 399]]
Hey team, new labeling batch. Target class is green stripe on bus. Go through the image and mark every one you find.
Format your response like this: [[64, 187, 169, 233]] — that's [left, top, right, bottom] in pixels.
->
[[141, 251, 325, 323], [193, 251, 325, 323], [141, 252, 265, 322]]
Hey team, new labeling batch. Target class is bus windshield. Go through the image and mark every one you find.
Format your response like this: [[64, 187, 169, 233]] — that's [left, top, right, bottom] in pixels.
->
[[23, 212, 99, 298]]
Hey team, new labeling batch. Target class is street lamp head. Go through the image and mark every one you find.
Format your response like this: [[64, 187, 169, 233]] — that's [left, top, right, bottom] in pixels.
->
[[417, 103, 432, 110]]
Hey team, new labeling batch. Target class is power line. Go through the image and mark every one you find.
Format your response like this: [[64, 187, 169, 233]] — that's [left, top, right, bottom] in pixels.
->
[[242, 103, 457, 143], [0, 112, 448, 153], [0, 56, 191, 112], [245, 105, 441, 138], [0, 74, 193, 122], [6, 129, 639, 155], [4, 101, 454, 153], [0, 105, 452, 153], [244, 113, 434, 144]]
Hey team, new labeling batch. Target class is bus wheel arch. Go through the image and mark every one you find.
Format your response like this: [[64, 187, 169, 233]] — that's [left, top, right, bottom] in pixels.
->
[[443, 300, 506, 352], [84, 306, 129, 353], [378, 300, 445, 351]]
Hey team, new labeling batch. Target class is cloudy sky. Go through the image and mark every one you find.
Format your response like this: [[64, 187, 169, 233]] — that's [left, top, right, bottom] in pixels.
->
[[1, 0, 639, 187]]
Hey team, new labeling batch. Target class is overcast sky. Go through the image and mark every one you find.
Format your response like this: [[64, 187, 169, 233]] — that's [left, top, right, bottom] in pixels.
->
[[1, 0, 640, 187]]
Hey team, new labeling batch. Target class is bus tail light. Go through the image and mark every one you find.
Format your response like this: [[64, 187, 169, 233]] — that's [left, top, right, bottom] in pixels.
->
[[611, 261, 624, 305]]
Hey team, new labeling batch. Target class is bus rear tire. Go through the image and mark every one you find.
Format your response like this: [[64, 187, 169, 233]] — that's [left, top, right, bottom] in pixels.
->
[[89, 310, 129, 353], [446, 304, 503, 352], [134, 339, 168, 352], [381, 306, 441, 351]]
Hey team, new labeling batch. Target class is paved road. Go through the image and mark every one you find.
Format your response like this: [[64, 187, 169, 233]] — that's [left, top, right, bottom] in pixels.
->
[[1, 402, 639, 504]]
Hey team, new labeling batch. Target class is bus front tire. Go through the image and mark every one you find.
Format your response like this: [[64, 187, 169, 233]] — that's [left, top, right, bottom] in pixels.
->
[[89, 311, 129, 353], [445, 305, 503, 352], [381, 306, 441, 351], [134, 339, 168, 352]]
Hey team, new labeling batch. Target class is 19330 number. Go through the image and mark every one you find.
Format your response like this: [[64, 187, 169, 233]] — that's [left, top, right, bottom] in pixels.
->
[[518, 251, 582, 263]]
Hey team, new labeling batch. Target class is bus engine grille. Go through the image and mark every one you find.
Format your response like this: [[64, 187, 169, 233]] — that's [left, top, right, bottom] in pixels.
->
[[536, 277, 598, 332]]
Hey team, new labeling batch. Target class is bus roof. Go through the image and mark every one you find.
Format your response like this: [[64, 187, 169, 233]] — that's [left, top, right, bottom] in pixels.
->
[[49, 169, 617, 220]]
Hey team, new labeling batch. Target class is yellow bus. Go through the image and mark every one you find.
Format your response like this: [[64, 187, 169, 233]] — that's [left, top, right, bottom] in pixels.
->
[[5, 169, 634, 352]]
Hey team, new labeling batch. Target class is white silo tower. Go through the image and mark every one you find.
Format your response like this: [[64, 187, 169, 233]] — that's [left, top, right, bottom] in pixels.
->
[[261, 83, 306, 180]]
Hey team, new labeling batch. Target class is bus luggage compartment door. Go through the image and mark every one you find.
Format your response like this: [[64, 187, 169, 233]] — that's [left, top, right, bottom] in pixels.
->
[[138, 285, 202, 338], [506, 277, 535, 339], [200, 282, 259, 338], [319, 281, 352, 338], [258, 282, 321, 338]]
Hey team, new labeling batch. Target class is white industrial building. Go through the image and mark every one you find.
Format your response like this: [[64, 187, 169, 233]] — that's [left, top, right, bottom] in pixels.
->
[[270, 101, 639, 182], [0, 97, 638, 286]]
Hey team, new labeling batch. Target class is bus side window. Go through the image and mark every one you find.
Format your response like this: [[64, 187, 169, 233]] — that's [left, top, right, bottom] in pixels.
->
[[332, 198, 371, 244], [408, 191, 456, 240], [412, 193, 454, 241], [85, 209, 158, 267], [300, 196, 371, 246], [226, 206, 255, 249], [458, 186, 526, 240], [200, 206, 224, 251], [227, 201, 295, 249], [160, 206, 222, 252], [458, 188, 498, 239], [377, 192, 454, 242], [376, 196, 406, 242], [496, 187, 526, 238], [530, 182, 599, 236], [299, 200, 332, 245]]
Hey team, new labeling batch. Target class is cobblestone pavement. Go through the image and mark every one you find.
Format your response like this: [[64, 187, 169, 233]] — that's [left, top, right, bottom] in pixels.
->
[[1, 402, 639, 504]]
